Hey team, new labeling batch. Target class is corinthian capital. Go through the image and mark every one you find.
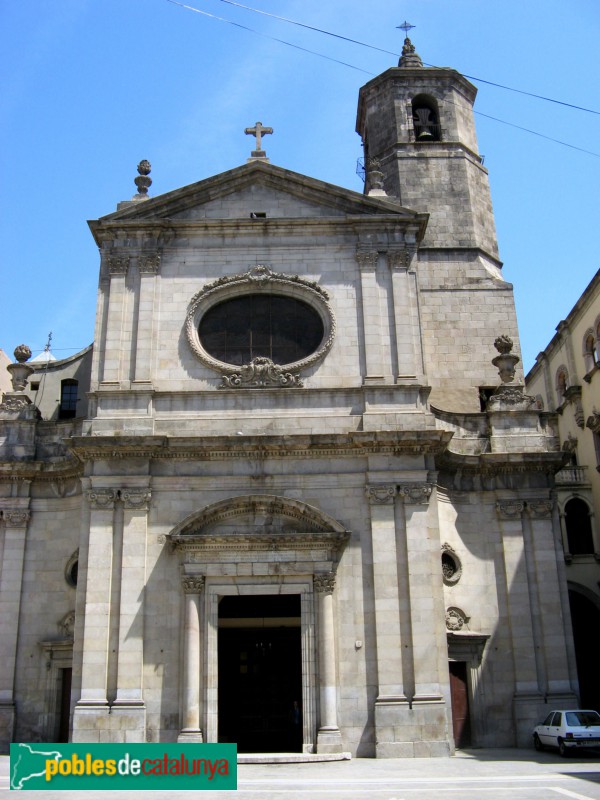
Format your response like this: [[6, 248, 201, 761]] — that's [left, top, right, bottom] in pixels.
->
[[107, 255, 130, 276], [138, 252, 161, 274], [313, 572, 336, 594], [355, 250, 378, 270], [182, 575, 205, 594]]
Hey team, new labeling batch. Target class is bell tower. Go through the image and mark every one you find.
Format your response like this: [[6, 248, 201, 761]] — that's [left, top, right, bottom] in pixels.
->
[[356, 35, 499, 259]]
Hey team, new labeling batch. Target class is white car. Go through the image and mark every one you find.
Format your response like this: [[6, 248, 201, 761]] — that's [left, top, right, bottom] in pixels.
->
[[533, 709, 600, 757]]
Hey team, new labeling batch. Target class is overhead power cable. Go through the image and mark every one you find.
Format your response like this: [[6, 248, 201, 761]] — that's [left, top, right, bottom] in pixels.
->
[[209, 0, 600, 116], [165, 0, 600, 158], [165, 0, 371, 74]]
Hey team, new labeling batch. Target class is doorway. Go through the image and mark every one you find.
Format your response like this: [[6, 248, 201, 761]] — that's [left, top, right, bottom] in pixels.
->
[[218, 594, 302, 752], [449, 660, 471, 748]]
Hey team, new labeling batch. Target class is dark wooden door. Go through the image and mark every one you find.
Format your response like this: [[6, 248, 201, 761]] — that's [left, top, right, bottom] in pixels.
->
[[449, 661, 471, 747], [58, 667, 72, 743]]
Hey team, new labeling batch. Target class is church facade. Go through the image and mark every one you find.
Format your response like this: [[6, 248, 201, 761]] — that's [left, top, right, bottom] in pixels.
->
[[0, 39, 579, 757]]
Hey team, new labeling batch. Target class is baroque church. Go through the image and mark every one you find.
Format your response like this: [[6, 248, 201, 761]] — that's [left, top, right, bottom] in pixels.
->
[[0, 36, 579, 757]]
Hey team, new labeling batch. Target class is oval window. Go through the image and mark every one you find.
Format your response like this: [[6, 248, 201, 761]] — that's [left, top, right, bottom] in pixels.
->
[[198, 294, 324, 366]]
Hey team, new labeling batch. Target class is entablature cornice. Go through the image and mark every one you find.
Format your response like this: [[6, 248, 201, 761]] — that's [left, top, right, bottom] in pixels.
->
[[0, 458, 82, 483], [89, 215, 429, 248], [437, 450, 566, 480], [66, 429, 453, 463]]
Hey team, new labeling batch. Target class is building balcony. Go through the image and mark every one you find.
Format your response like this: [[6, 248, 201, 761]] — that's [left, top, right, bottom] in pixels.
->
[[555, 465, 589, 486]]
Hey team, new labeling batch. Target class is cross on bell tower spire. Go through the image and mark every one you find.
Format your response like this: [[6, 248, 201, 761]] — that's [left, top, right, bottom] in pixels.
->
[[396, 21, 423, 67]]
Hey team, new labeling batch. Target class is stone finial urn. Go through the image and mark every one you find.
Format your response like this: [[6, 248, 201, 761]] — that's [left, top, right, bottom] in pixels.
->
[[492, 335, 519, 384], [7, 344, 34, 392]]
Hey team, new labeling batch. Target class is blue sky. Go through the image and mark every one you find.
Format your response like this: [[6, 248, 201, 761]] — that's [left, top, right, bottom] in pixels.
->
[[1, 0, 598, 373]]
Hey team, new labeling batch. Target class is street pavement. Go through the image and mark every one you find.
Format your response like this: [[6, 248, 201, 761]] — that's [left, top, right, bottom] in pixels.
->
[[1, 748, 599, 799]]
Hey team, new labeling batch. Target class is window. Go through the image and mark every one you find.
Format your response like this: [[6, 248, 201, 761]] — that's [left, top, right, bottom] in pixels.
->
[[564, 497, 594, 555], [551, 712, 562, 726], [583, 330, 598, 373], [556, 368, 568, 405], [198, 294, 324, 367], [59, 379, 78, 419]]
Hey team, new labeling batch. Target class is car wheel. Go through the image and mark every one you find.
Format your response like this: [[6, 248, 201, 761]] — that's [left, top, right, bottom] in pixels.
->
[[558, 739, 570, 758], [533, 734, 543, 752]]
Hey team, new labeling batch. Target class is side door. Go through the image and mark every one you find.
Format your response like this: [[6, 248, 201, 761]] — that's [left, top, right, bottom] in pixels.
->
[[538, 712, 556, 746], [547, 712, 563, 747]]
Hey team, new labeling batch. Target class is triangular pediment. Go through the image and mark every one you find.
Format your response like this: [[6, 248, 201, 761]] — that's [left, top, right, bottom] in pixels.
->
[[93, 160, 426, 229]]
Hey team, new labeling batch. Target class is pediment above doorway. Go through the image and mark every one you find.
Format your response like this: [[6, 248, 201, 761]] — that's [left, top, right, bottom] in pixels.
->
[[166, 494, 350, 561]]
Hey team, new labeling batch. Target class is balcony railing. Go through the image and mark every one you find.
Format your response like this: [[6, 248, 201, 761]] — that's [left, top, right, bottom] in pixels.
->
[[555, 465, 588, 485]]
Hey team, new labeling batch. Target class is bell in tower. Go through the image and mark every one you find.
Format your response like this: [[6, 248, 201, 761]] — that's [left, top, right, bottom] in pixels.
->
[[356, 30, 499, 260]]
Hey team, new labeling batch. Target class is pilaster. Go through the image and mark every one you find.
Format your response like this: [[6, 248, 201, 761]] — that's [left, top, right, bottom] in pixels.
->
[[134, 252, 161, 385], [72, 487, 116, 741], [524, 498, 578, 707], [496, 499, 546, 745], [101, 255, 130, 384], [113, 487, 151, 741], [357, 250, 385, 383], [388, 243, 424, 382], [0, 499, 31, 747]]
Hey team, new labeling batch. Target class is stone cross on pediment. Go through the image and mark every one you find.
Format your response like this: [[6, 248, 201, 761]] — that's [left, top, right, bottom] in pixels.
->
[[245, 121, 273, 161]]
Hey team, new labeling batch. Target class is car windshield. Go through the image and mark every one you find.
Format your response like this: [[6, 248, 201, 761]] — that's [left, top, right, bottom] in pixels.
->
[[565, 711, 600, 727]]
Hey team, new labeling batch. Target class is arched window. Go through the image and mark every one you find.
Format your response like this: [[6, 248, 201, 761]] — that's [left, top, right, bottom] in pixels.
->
[[411, 94, 441, 141], [59, 379, 78, 419], [583, 330, 598, 373], [556, 367, 568, 405], [564, 497, 594, 555]]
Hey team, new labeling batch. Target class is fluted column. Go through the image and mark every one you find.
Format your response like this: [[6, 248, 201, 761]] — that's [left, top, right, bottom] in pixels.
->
[[0, 503, 30, 744], [101, 255, 130, 384], [314, 571, 342, 753], [178, 575, 205, 743], [134, 252, 161, 384], [357, 249, 385, 383]]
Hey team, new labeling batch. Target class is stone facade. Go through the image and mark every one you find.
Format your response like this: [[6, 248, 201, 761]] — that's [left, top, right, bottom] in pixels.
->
[[0, 39, 579, 755], [525, 269, 600, 710]]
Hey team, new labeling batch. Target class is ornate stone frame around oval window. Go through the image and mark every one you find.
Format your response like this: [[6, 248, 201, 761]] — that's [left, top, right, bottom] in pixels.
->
[[185, 265, 336, 388]]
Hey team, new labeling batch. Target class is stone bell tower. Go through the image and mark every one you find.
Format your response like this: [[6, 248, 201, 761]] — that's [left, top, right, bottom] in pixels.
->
[[356, 34, 499, 258]]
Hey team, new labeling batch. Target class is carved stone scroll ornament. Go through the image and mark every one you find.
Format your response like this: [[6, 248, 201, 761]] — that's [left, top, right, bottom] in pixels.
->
[[181, 575, 205, 594], [398, 483, 432, 505], [58, 610, 76, 640], [185, 265, 336, 385], [2, 509, 31, 527], [586, 409, 600, 434], [219, 357, 303, 389], [496, 500, 525, 520], [446, 607, 470, 631], [87, 488, 117, 509], [365, 484, 396, 505], [122, 489, 152, 510], [0, 395, 32, 412], [527, 499, 554, 519], [313, 572, 336, 594]]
